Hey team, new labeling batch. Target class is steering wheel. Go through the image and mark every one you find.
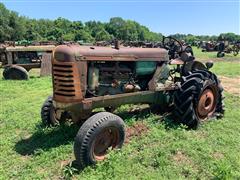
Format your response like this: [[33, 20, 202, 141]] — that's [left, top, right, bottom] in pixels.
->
[[162, 36, 183, 54]]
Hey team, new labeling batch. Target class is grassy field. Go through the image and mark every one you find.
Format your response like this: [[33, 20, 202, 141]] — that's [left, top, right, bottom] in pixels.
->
[[0, 51, 240, 179], [192, 47, 240, 61]]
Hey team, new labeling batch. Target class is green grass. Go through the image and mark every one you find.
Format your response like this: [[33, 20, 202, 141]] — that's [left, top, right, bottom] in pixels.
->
[[192, 46, 240, 77], [192, 46, 240, 61], [0, 56, 240, 179], [211, 61, 240, 77], [192, 47, 217, 59]]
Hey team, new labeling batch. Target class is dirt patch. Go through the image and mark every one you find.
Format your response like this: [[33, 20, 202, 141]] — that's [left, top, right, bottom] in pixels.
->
[[219, 76, 240, 95], [125, 122, 149, 143], [172, 151, 193, 165], [194, 131, 208, 139], [60, 159, 74, 169], [19, 155, 31, 162], [212, 152, 224, 160]]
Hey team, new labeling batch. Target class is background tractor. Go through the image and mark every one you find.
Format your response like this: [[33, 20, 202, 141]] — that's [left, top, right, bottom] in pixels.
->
[[216, 41, 240, 58], [200, 40, 239, 58], [201, 41, 219, 52], [0, 42, 55, 80], [41, 37, 224, 168]]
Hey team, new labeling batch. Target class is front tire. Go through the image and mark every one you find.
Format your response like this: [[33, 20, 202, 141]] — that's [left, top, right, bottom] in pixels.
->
[[41, 96, 59, 126], [172, 70, 224, 129], [74, 112, 125, 167]]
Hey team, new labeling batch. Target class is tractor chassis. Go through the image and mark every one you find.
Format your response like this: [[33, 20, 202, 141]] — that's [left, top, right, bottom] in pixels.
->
[[53, 88, 176, 121]]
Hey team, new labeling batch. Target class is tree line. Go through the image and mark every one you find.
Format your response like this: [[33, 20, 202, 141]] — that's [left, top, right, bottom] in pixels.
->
[[0, 3, 239, 44]]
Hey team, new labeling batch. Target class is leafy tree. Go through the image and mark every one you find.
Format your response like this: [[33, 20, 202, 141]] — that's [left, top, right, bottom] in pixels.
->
[[105, 17, 126, 40], [85, 21, 105, 38], [71, 21, 84, 31], [219, 33, 240, 42], [74, 29, 94, 42], [63, 33, 75, 41], [47, 27, 64, 41], [0, 3, 239, 44], [0, 3, 12, 41], [95, 29, 112, 41]]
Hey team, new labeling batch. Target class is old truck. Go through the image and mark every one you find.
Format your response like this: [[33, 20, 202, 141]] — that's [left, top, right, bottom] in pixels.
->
[[0, 44, 55, 80], [41, 37, 224, 167]]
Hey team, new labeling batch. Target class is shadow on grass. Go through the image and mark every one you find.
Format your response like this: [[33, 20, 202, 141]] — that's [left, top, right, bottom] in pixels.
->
[[114, 105, 180, 129], [162, 114, 182, 130], [116, 106, 151, 120], [14, 108, 181, 157], [15, 124, 79, 156]]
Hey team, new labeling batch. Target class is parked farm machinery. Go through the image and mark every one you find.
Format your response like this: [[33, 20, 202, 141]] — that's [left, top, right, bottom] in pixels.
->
[[201, 41, 239, 57], [41, 36, 224, 168], [0, 43, 55, 80], [0, 40, 94, 80], [201, 41, 219, 52]]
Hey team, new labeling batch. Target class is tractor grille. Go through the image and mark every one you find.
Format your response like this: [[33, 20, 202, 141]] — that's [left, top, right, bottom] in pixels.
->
[[52, 60, 83, 103], [52, 61, 82, 102]]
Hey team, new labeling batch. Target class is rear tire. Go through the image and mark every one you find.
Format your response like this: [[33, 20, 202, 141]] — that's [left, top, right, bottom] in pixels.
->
[[3, 65, 29, 80], [74, 112, 125, 167], [172, 70, 224, 129]]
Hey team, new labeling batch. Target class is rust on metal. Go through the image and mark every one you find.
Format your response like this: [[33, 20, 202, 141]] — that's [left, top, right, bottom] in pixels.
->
[[53, 44, 169, 62], [52, 60, 83, 102], [92, 127, 120, 161], [53, 90, 171, 123], [170, 58, 184, 65], [40, 53, 52, 76], [50, 38, 223, 127], [197, 88, 217, 119]]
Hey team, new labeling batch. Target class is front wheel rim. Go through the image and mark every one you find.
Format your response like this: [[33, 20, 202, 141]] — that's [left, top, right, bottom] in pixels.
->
[[92, 127, 120, 161]]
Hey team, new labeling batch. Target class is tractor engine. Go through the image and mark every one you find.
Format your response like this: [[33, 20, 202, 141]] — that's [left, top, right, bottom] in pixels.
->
[[87, 61, 158, 97]]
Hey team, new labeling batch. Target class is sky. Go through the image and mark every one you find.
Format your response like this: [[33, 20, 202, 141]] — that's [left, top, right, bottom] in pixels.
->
[[1, 0, 240, 36]]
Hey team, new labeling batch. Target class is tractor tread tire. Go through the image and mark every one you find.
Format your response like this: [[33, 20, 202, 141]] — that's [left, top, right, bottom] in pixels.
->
[[173, 70, 224, 129]]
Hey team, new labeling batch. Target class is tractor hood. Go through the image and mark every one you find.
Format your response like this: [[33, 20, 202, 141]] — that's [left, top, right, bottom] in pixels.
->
[[53, 44, 169, 62]]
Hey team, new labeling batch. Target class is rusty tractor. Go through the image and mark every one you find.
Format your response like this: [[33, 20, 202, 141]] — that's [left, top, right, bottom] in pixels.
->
[[41, 36, 224, 167], [200, 41, 239, 58], [201, 41, 218, 52], [0, 43, 55, 80]]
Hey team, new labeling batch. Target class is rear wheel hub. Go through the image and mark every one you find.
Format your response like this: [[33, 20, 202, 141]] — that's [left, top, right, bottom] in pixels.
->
[[197, 88, 217, 119]]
